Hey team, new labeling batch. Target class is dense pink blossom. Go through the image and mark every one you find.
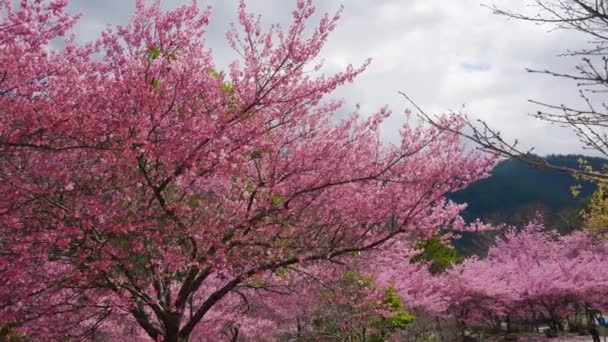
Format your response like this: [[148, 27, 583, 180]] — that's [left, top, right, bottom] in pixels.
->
[[0, 1, 495, 340], [395, 223, 608, 327]]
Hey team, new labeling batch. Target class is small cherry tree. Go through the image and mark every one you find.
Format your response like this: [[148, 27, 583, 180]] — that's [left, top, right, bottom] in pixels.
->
[[0, 0, 495, 340]]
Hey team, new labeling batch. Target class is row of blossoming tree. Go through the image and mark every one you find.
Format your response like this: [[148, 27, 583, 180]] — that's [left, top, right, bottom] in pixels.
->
[[2, 0, 607, 341], [403, 224, 608, 337], [239, 224, 608, 340], [187, 222, 608, 340]]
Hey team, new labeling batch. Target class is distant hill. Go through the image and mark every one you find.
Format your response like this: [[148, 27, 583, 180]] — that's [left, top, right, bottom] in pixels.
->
[[449, 154, 606, 255]]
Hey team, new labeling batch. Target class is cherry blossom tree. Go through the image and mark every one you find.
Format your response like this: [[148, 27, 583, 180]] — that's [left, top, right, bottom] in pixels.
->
[[404, 223, 608, 334], [0, 0, 496, 340]]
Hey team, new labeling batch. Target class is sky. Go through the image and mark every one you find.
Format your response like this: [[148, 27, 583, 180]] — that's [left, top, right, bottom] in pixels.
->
[[64, 0, 593, 156]]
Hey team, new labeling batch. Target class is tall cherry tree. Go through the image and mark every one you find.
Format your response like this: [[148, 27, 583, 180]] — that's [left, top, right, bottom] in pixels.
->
[[0, 0, 495, 340]]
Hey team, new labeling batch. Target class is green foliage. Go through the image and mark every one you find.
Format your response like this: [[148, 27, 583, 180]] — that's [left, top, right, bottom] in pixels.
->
[[411, 236, 464, 274], [205, 68, 236, 98], [341, 270, 374, 288], [207, 69, 220, 79], [220, 81, 233, 93], [271, 195, 283, 206], [243, 277, 266, 289], [185, 194, 202, 208], [147, 46, 161, 60], [370, 287, 416, 341], [383, 286, 405, 311], [581, 181, 608, 234], [308, 273, 414, 341], [150, 78, 161, 90], [0, 324, 24, 341]]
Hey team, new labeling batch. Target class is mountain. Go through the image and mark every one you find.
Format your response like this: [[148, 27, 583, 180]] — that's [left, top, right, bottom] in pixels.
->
[[449, 154, 605, 255]]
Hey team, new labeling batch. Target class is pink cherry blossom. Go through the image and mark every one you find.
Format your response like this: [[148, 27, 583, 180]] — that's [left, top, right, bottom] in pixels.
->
[[0, 1, 496, 340], [389, 223, 608, 330]]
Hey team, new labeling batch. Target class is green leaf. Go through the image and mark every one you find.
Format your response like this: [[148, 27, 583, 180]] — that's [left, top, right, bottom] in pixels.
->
[[410, 236, 463, 274], [207, 69, 220, 79], [148, 47, 161, 60], [271, 195, 283, 206], [150, 78, 161, 90], [389, 312, 416, 328], [220, 81, 233, 93], [383, 287, 405, 311], [186, 195, 201, 207]]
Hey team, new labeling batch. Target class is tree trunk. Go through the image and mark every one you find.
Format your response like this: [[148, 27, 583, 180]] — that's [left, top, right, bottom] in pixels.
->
[[163, 336, 189, 342], [162, 312, 188, 342]]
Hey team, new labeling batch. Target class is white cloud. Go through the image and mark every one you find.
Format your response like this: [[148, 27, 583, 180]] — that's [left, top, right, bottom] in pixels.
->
[[65, 0, 594, 156]]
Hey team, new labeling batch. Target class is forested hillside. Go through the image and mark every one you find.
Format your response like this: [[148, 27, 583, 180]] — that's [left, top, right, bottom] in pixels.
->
[[451, 155, 605, 255]]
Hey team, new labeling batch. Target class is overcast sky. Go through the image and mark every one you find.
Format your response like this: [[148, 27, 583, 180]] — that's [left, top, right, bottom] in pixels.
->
[[65, 0, 592, 156]]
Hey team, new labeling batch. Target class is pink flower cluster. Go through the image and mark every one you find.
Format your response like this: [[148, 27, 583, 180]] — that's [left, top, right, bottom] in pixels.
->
[[381, 224, 608, 327]]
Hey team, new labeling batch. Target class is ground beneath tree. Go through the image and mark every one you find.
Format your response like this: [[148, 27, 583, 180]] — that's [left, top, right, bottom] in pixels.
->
[[510, 335, 595, 341]]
